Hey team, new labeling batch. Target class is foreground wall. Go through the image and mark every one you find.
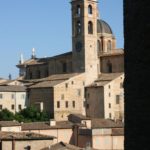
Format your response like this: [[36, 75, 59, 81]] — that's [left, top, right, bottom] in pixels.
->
[[124, 0, 150, 149]]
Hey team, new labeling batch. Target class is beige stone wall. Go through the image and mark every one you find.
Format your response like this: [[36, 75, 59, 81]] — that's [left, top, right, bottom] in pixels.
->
[[85, 74, 124, 120], [23, 128, 74, 145], [92, 135, 124, 150], [2, 139, 53, 150], [54, 74, 86, 121], [29, 88, 54, 117], [1, 126, 21, 132], [104, 74, 124, 120], [0, 92, 27, 113], [100, 55, 124, 73]]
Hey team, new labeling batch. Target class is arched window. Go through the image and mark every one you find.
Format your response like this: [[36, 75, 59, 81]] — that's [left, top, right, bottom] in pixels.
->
[[76, 5, 81, 16], [97, 40, 102, 52], [88, 5, 92, 14], [107, 40, 112, 51], [107, 61, 112, 73], [88, 21, 93, 34], [77, 21, 81, 35]]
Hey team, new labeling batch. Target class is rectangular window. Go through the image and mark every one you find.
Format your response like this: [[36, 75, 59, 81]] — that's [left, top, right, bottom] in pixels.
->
[[86, 104, 89, 109], [61, 94, 64, 100], [116, 95, 120, 104], [57, 101, 60, 108], [109, 103, 111, 108], [109, 113, 112, 119], [0, 94, 3, 99], [120, 82, 123, 88], [77, 89, 81, 97], [0, 105, 2, 110], [63, 62, 67, 73], [21, 94, 25, 99], [18, 105, 22, 110], [71, 81, 74, 85], [11, 105, 15, 110], [65, 83, 68, 88], [65, 101, 68, 108], [109, 93, 111, 97], [72, 101, 75, 108], [12, 94, 15, 99]]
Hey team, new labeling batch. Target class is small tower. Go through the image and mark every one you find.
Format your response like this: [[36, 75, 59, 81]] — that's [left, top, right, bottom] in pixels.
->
[[31, 48, 36, 59], [71, 0, 99, 81]]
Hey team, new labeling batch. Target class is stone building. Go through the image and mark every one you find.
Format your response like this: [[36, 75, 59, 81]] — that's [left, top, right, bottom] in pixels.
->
[[0, 86, 27, 113], [0, 131, 54, 150], [17, 0, 124, 121], [86, 73, 124, 120]]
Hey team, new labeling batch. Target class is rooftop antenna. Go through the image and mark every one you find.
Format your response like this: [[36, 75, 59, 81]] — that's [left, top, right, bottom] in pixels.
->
[[20, 53, 24, 64], [31, 48, 36, 59], [8, 74, 12, 80]]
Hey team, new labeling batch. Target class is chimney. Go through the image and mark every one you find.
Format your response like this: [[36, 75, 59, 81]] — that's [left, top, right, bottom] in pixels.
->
[[49, 119, 56, 126]]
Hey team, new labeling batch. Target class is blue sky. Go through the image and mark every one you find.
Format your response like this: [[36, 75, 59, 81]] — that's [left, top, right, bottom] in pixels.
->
[[0, 0, 123, 79]]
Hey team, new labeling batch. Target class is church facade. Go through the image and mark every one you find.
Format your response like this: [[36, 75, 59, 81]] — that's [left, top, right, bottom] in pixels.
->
[[17, 0, 124, 121]]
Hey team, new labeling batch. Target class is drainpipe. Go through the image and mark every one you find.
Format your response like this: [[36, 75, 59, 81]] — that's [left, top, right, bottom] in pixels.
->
[[11, 136, 15, 150]]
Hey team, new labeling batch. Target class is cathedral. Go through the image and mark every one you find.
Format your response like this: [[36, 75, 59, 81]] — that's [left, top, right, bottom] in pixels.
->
[[17, 0, 124, 121]]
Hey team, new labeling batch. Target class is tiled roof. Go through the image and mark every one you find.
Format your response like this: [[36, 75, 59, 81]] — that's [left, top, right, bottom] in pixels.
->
[[41, 142, 83, 150], [29, 80, 66, 88], [91, 119, 124, 129], [28, 73, 80, 88], [17, 52, 72, 66], [0, 85, 26, 92], [0, 131, 54, 140], [97, 73, 123, 81], [21, 121, 75, 130], [0, 121, 21, 127], [112, 128, 124, 136], [87, 73, 123, 87]]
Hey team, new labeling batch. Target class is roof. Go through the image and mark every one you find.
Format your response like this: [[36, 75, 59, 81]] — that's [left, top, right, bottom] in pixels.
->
[[112, 128, 124, 136], [87, 73, 124, 87], [0, 131, 54, 140], [68, 114, 90, 123], [0, 121, 21, 127], [0, 85, 26, 92], [28, 73, 80, 88], [91, 119, 124, 129], [41, 142, 83, 150], [97, 73, 123, 82], [21, 121, 75, 130], [17, 52, 72, 67], [29, 80, 65, 88], [97, 19, 113, 34]]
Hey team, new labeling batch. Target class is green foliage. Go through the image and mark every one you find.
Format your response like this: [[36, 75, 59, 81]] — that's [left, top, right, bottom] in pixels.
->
[[0, 106, 49, 122], [0, 109, 15, 121]]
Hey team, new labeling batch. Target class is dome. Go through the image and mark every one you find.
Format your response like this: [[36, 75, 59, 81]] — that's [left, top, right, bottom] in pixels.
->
[[97, 19, 113, 34]]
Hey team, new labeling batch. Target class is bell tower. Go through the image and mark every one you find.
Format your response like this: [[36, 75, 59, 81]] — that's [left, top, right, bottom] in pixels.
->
[[71, 0, 99, 80]]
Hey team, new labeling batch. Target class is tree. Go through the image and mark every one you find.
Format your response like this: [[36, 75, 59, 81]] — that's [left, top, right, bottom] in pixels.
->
[[0, 109, 15, 121]]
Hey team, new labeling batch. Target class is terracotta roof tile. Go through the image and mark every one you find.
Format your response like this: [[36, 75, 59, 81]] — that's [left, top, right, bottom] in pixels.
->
[[0, 85, 26, 92], [0, 131, 54, 140], [0, 121, 21, 127]]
